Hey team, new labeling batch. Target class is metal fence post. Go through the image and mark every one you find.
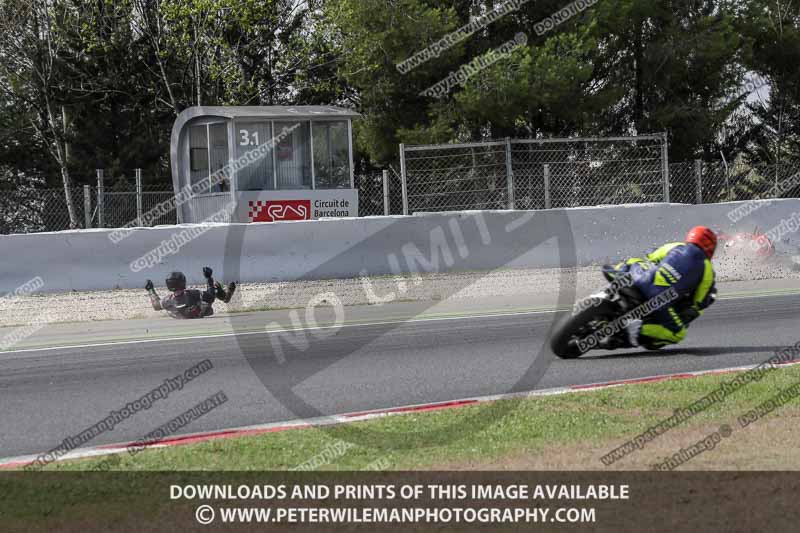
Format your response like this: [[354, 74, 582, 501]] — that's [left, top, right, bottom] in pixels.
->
[[135, 168, 143, 226], [399, 143, 409, 215], [83, 184, 91, 229], [694, 159, 703, 204], [543, 164, 551, 209], [661, 133, 671, 203], [96, 169, 105, 228], [382, 169, 390, 216], [505, 137, 515, 209]]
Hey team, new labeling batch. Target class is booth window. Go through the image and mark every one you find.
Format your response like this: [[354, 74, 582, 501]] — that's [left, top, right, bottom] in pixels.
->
[[189, 122, 229, 194], [189, 125, 209, 192], [185, 115, 353, 194], [209, 123, 230, 192], [313, 121, 350, 189], [235, 121, 275, 191], [274, 121, 312, 190]]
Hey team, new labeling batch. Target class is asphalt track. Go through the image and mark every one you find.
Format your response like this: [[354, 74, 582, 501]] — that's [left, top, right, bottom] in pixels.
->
[[1, 284, 799, 460]]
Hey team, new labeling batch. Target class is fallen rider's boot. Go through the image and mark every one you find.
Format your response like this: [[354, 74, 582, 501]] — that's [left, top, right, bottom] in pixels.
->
[[222, 282, 236, 303], [214, 281, 226, 300]]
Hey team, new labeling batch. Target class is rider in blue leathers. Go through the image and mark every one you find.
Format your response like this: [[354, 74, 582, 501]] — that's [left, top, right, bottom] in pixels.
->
[[604, 226, 717, 349]]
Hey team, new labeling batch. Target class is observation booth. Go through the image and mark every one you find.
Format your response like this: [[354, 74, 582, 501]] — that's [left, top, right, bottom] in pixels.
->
[[170, 106, 359, 224]]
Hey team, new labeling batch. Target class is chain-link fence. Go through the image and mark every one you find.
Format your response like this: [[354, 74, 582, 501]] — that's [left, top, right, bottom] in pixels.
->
[[670, 159, 800, 205], [1, 184, 93, 234], [400, 136, 800, 214], [513, 137, 667, 209], [401, 141, 511, 212], [354, 172, 387, 217], [26, 184, 177, 233], [11, 187, 91, 234], [46, 187, 87, 233], [6, 153, 800, 235], [3, 169, 401, 234], [1, 170, 177, 234], [355, 168, 405, 217], [97, 170, 176, 229], [400, 134, 669, 213], [99, 187, 176, 228]]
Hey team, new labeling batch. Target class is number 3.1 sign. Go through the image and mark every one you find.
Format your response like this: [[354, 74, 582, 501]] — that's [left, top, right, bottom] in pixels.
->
[[238, 128, 260, 146]]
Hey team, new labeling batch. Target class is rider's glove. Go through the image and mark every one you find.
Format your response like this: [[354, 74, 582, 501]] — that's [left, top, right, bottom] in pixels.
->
[[678, 306, 701, 324], [145, 279, 154, 291], [202, 267, 213, 279], [699, 286, 717, 310]]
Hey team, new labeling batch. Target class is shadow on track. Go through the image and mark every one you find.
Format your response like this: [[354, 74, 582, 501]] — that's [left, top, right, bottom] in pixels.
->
[[582, 345, 787, 360]]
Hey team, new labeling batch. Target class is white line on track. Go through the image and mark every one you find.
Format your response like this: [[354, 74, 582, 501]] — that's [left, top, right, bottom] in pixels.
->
[[0, 308, 556, 354], [0, 290, 793, 355]]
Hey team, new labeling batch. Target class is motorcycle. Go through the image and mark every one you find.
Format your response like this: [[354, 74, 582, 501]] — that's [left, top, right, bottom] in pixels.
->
[[549, 267, 648, 359], [550, 264, 715, 358]]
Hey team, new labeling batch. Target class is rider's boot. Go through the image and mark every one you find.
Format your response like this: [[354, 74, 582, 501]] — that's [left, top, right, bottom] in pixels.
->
[[222, 282, 236, 303], [625, 319, 642, 347], [598, 319, 642, 350], [214, 282, 236, 303]]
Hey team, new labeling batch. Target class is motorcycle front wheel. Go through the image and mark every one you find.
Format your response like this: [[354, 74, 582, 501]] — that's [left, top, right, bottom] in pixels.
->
[[549, 300, 620, 359]]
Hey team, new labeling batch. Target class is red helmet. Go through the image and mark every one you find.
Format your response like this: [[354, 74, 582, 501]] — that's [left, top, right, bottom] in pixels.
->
[[686, 226, 717, 258]]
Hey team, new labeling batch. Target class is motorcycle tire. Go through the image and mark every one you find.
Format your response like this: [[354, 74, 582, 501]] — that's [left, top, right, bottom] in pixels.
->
[[550, 299, 620, 359]]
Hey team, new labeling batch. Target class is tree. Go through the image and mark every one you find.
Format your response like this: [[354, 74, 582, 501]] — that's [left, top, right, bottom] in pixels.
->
[[0, 0, 81, 227], [0, 97, 51, 234], [324, 0, 462, 163], [738, 0, 800, 165]]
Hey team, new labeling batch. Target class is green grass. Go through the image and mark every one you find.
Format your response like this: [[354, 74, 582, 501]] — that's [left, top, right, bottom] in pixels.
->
[[4, 364, 799, 529], [38, 362, 800, 472]]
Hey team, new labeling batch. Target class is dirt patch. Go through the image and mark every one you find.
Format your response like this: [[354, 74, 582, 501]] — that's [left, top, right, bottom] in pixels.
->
[[432, 411, 800, 471], [3, 256, 800, 327], [0, 267, 588, 326]]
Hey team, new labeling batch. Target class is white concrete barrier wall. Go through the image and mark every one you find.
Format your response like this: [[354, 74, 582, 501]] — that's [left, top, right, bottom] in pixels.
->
[[1, 199, 796, 294]]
